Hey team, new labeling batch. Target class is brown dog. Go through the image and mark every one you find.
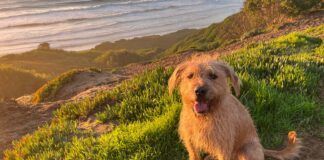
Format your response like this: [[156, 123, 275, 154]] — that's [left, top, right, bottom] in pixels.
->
[[168, 58, 301, 160]]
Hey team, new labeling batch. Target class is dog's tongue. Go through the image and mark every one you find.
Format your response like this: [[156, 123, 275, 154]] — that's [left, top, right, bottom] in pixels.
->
[[194, 101, 208, 113]]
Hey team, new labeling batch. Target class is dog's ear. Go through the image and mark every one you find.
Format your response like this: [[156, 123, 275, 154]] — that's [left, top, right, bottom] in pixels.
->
[[217, 62, 241, 96], [168, 63, 186, 95]]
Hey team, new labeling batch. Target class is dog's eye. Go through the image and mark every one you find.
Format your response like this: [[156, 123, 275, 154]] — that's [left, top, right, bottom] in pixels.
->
[[187, 73, 194, 79], [209, 73, 217, 80]]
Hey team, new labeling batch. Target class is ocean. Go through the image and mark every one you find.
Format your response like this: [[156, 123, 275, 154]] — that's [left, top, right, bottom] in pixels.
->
[[0, 0, 243, 55]]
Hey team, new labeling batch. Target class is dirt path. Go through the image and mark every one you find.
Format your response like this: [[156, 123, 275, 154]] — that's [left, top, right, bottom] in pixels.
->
[[55, 71, 128, 101], [0, 101, 61, 157], [0, 11, 323, 158], [0, 71, 129, 157]]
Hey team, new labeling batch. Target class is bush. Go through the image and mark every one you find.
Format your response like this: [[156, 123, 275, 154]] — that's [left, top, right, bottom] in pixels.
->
[[38, 42, 50, 50], [280, 0, 322, 15], [244, 0, 321, 15]]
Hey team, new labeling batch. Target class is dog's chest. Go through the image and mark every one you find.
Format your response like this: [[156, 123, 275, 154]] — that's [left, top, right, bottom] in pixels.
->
[[190, 120, 223, 149]]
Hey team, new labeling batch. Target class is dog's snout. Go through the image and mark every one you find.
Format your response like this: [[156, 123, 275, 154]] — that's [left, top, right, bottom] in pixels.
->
[[195, 87, 207, 96]]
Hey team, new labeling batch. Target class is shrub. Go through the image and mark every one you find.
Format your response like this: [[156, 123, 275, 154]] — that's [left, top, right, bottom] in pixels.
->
[[244, 0, 321, 15], [280, 0, 322, 15], [38, 42, 50, 50]]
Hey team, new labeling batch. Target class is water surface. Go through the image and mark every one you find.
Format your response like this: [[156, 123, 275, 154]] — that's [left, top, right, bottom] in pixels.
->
[[0, 0, 243, 54]]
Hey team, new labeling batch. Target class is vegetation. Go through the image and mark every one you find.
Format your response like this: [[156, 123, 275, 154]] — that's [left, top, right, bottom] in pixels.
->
[[164, 0, 322, 55], [240, 28, 265, 40], [0, 49, 98, 76], [0, 48, 101, 100], [0, 29, 196, 99], [92, 29, 197, 67], [94, 50, 144, 68], [37, 42, 51, 50], [32, 68, 101, 103], [245, 0, 322, 15], [94, 29, 196, 52], [0, 65, 47, 100], [4, 26, 323, 159], [164, 12, 262, 55]]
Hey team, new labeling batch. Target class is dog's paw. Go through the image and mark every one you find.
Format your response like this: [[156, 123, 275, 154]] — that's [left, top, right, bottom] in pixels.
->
[[288, 131, 297, 144]]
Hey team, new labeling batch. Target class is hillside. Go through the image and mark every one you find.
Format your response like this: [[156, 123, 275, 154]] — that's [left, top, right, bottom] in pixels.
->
[[0, 29, 195, 100], [0, 29, 196, 76], [1, 24, 323, 159], [165, 1, 323, 55], [93, 29, 197, 52], [0, 65, 47, 100]]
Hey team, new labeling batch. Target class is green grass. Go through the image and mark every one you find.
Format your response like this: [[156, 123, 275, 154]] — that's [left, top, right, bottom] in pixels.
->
[[32, 68, 101, 103], [4, 26, 324, 159]]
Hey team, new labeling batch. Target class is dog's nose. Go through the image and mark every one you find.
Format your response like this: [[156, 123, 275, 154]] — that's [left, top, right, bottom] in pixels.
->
[[195, 87, 207, 96]]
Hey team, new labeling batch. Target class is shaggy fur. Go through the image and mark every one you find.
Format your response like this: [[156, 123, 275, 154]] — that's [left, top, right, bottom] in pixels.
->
[[168, 57, 301, 160]]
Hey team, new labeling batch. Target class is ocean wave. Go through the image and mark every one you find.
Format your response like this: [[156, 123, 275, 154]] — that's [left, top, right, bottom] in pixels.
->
[[0, 15, 208, 53], [0, 0, 244, 54], [0, 1, 203, 29], [0, 0, 163, 19], [0, 4, 237, 47], [0, 2, 214, 41], [0, 4, 104, 19]]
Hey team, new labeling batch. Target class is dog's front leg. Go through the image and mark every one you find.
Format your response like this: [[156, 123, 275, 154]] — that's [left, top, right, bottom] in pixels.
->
[[210, 143, 233, 160], [183, 139, 200, 160], [215, 153, 231, 160]]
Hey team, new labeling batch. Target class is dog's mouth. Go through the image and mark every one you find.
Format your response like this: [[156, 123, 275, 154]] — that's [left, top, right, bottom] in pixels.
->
[[193, 101, 209, 115]]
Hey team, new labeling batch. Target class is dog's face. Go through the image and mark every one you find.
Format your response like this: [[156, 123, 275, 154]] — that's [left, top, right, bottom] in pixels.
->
[[169, 60, 240, 116]]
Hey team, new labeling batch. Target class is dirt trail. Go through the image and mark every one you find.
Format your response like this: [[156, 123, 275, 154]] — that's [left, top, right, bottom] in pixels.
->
[[0, 71, 128, 157], [0, 101, 61, 157], [0, 12, 323, 158], [55, 71, 128, 101]]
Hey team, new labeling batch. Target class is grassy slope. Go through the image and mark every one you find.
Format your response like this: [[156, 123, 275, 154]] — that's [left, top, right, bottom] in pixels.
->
[[4, 26, 323, 159], [0, 49, 99, 76], [0, 49, 100, 100], [94, 29, 197, 52], [0, 65, 47, 100], [163, 2, 321, 56], [32, 68, 101, 103], [164, 11, 266, 55]]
